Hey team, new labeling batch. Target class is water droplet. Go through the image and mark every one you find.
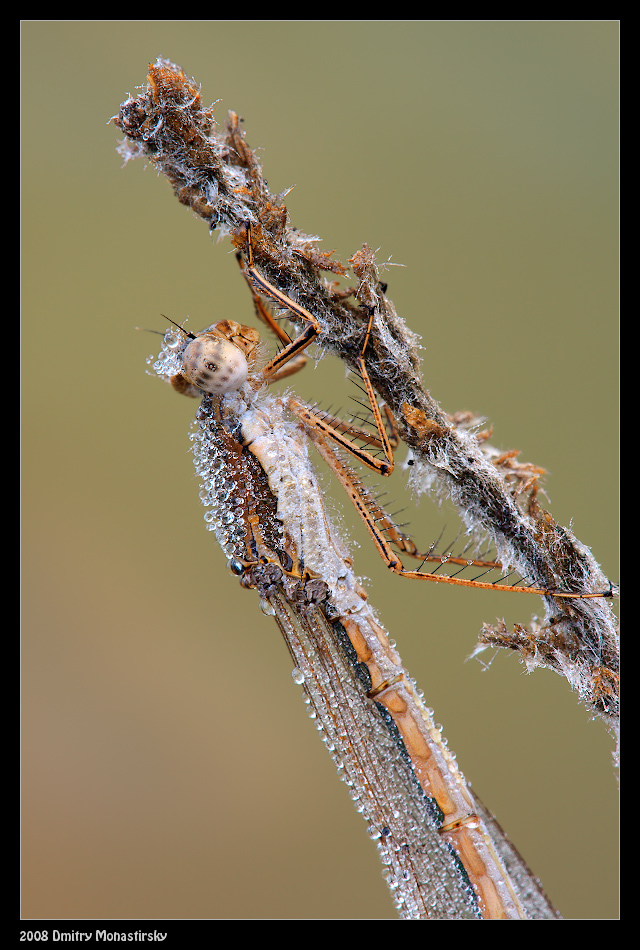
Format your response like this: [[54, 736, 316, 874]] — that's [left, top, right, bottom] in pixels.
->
[[259, 598, 275, 616], [291, 668, 305, 685]]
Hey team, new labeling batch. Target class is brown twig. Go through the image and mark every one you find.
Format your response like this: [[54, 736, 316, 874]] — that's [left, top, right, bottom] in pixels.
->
[[114, 58, 618, 730]]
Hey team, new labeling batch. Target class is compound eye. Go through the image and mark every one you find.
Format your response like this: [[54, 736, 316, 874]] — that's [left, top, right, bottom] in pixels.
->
[[182, 335, 249, 394]]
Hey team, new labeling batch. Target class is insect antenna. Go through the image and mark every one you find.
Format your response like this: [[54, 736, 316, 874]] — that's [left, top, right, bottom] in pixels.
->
[[159, 314, 197, 339]]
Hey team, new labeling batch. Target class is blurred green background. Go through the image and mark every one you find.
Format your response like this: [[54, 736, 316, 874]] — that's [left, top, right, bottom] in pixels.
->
[[21, 21, 618, 920]]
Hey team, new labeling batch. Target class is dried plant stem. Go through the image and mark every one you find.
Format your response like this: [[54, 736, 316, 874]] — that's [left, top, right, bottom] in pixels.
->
[[115, 61, 617, 726]]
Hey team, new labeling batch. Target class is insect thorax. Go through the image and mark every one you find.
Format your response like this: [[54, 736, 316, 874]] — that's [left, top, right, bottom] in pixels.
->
[[192, 396, 288, 569]]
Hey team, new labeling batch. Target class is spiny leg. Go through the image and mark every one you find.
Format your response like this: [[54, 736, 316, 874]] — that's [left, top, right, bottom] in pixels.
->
[[286, 311, 398, 477], [288, 396, 396, 476], [235, 255, 310, 381], [239, 225, 398, 466], [302, 305, 397, 475], [300, 404, 400, 452], [353, 306, 396, 471], [304, 422, 512, 574], [305, 424, 613, 599], [236, 235, 612, 599], [237, 225, 323, 380], [236, 250, 301, 348]]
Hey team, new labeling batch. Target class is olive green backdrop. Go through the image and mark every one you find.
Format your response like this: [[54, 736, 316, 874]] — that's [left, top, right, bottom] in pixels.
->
[[21, 21, 618, 920]]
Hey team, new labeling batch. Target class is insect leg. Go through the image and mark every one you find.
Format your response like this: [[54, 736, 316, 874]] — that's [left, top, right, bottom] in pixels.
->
[[239, 226, 398, 469], [305, 426, 611, 599], [300, 404, 400, 451], [237, 225, 323, 380], [283, 311, 398, 474]]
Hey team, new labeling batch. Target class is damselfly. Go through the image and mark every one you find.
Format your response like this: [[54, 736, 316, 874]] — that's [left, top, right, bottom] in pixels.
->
[[156, 228, 612, 599], [157, 226, 612, 601], [119, 60, 616, 917], [145, 228, 607, 918]]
